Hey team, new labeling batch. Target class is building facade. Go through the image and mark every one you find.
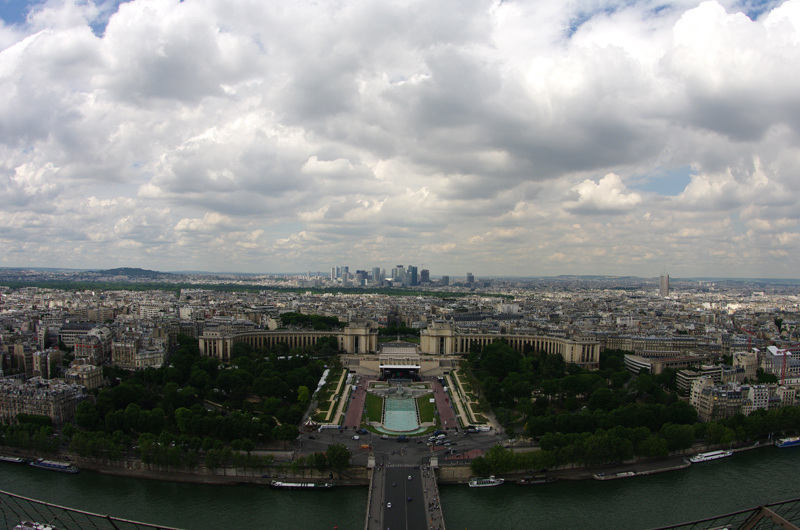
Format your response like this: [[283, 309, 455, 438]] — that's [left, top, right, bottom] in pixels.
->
[[199, 320, 379, 363], [198, 320, 601, 369], [0, 377, 86, 425]]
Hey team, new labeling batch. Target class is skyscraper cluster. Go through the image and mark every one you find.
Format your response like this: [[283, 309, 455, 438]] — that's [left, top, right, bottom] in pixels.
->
[[329, 264, 442, 287]]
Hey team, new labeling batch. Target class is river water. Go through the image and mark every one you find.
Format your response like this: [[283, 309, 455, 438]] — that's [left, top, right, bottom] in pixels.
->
[[1, 448, 799, 530]]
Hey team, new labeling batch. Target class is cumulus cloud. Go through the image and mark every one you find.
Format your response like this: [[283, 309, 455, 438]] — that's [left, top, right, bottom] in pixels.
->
[[563, 173, 642, 214], [1, 0, 799, 277]]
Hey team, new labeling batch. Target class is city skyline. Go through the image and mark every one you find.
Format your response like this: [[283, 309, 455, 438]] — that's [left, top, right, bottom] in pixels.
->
[[2, 0, 799, 278]]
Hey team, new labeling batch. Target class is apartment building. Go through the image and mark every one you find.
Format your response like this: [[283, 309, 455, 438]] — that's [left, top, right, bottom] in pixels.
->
[[0, 376, 86, 425], [63, 361, 103, 390]]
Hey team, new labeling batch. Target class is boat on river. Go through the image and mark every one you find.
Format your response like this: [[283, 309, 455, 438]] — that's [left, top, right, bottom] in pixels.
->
[[515, 475, 557, 485], [0, 455, 27, 464], [469, 475, 504, 487], [28, 458, 78, 473], [593, 471, 638, 481], [775, 436, 800, 448], [689, 450, 732, 463], [269, 480, 334, 490]]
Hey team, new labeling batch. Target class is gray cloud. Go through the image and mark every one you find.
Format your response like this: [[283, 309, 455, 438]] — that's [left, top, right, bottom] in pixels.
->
[[1, 0, 799, 277]]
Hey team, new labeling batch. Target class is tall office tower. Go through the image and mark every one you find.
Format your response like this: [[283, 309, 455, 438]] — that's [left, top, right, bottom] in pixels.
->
[[420, 269, 430, 284], [393, 265, 405, 282], [372, 267, 381, 283], [660, 274, 670, 297], [331, 267, 336, 280], [342, 266, 349, 276], [406, 266, 418, 286], [466, 272, 475, 286], [441, 275, 449, 286]]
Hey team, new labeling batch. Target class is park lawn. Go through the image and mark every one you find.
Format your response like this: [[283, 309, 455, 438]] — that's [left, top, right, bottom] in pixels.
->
[[416, 395, 436, 423], [365, 392, 383, 424]]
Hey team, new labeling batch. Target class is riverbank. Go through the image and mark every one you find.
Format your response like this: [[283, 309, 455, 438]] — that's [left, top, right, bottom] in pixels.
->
[[5, 444, 799, 530], [0, 439, 773, 487]]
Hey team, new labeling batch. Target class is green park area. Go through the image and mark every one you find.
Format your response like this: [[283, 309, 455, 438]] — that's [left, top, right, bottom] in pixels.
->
[[364, 392, 384, 425], [1, 333, 352, 475], [463, 339, 800, 476], [416, 395, 436, 424]]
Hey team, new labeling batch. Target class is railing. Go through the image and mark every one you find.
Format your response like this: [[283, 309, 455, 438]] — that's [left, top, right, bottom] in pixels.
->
[[649, 497, 800, 530], [0, 490, 184, 530]]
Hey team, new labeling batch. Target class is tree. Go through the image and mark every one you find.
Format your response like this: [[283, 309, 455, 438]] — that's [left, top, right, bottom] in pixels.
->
[[659, 423, 695, 452], [297, 386, 310, 404], [326, 443, 351, 473], [588, 388, 617, 412], [75, 401, 100, 430], [175, 407, 194, 435], [307, 452, 328, 472], [240, 438, 255, 454], [273, 423, 298, 448]]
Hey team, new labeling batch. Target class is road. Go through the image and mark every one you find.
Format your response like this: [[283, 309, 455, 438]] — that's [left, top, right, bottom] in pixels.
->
[[382, 466, 427, 530]]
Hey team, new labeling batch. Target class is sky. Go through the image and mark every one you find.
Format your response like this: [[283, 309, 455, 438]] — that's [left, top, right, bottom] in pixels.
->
[[1, 0, 799, 279]]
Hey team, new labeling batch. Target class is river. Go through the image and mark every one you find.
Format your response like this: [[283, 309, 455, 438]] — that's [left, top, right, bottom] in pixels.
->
[[2, 448, 799, 530]]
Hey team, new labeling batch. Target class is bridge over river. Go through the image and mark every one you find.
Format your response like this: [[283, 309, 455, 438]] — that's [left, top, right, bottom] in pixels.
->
[[365, 463, 446, 530]]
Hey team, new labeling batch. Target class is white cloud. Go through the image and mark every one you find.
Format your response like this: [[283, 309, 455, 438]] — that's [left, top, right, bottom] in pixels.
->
[[1, 0, 800, 277], [563, 173, 642, 214]]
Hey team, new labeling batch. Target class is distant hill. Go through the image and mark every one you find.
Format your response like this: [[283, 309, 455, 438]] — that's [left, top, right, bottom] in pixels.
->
[[99, 267, 170, 278]]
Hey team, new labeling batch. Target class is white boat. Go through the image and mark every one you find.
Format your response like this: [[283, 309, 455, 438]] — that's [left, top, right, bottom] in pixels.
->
[[775, 436, 800, 448], [269, 480, 334, 490], [468, 475, 504, 487], [689, 450, 732, 463], [28, 458, 78, 473], [0, 455, 27, 464]]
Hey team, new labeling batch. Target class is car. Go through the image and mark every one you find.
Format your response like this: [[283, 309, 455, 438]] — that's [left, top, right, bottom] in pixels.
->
[[407, 496, 412, 502], [392, 481, 396, 487], [387, 502, 392, 508], [407, 475, 412, 481]]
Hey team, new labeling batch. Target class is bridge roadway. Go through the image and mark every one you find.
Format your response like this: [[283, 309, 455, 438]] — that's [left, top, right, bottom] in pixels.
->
[[365, 464, 446, 530]]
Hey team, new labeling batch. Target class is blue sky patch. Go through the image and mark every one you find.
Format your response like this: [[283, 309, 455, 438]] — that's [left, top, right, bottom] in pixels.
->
[[632, 166, 694, 196], [0, 0, 33, 25]]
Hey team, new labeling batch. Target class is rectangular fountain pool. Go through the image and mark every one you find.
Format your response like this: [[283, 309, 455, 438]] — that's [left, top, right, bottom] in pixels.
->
[[383, 394, 418, 432]]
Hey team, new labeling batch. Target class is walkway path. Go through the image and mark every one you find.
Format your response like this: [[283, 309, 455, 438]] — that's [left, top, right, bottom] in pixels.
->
[[344, 377, 371, 429], [331, 376, 353, 425], [443, 374, 470, 428], [431, 377, 458, 431]]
